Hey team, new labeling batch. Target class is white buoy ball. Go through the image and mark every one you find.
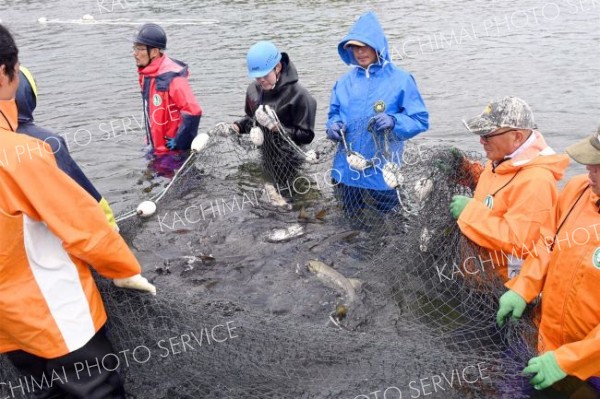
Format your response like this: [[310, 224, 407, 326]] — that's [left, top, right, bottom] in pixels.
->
[[38, 17, 48, 24], [191, 132, 210, 153], [82, 14, 94, 21], [382, 162, 404, 189], [347, 153, 369, 171], [305, 149, 318, 164], [250, 126, 264, 146], [136, 201, 157, 217]]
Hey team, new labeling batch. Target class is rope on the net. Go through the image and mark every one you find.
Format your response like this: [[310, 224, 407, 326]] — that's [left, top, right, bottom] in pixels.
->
[[114, 126, 218, 223], [114, 152, 197, 223], [379, 124, 422, 216], [265, 107, 320, 163]]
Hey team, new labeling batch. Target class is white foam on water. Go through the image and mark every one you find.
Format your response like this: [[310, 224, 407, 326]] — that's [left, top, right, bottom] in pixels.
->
[[37, 18, 219, 26]]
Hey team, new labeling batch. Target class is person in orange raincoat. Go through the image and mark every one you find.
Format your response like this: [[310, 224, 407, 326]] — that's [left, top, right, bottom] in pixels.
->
[[497, 128, 600, 393], [0, 25, 155, 399], [449, 97, 569, 281]]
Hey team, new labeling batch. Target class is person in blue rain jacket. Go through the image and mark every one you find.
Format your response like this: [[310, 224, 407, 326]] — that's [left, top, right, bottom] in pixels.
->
[[326, 11, 429, 216]]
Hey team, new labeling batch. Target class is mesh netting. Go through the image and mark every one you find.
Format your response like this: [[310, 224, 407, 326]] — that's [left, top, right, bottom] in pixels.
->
[[2, 128, 586, 399]]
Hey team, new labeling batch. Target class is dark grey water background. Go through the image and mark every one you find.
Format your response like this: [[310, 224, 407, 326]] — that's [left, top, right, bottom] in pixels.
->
[[2, 0, 599, 215], [1, 2, 599, 397]]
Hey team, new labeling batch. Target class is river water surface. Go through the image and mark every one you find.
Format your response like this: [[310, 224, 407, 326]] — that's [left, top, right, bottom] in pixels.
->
[[1, 1, 599, 398]]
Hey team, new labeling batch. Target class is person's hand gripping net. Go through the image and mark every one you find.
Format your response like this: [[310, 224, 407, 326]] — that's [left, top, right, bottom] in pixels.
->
[[254, 105, 278, 131], [369, 113, 396, 133], [496, 290, 527, 327]]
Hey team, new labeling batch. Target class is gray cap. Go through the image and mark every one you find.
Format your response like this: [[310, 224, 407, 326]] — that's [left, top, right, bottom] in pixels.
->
[[463, 97, 536, 136], [565, 126, 600, 165]]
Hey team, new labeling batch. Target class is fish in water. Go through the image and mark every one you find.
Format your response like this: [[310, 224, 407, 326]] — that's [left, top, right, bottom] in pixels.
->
[[419, 227, 435, 252], [415, 177, 434, 203], [265, 223, 305, 243], [314, 209, 327, 221], [335, 304, 348, 320], [298, 206, 310, 221], [309, 230, 359, 252], [306, 260, 361, 304], [263, 183, 291, 209]]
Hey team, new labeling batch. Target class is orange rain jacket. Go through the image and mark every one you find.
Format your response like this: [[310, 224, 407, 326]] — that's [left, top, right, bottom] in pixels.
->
[[506, 175, 600, 380], [458, 131, 569, 281], [0, 100, 142, 359]]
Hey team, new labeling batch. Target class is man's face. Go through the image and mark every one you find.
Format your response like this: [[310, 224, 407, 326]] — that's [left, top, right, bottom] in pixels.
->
[[351, 45, 378, 68], [133, 44, 159, 68], [0, 62, 20, 100], [255, 63, 280, 91], [479, 128, 522, 162], [586, 164, 600, 195]]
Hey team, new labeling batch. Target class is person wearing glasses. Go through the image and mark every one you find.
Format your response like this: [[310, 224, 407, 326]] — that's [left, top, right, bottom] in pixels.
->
[[450, 97, 569, 281], [133, 23, 202, 155], [497, 128, 600, 394], [325, 11, 428, 222], [229, 40, 317, 199]]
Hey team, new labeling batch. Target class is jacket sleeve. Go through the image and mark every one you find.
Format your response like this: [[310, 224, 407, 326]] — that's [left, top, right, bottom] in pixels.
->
[[326, 81, 343, 129], [235, 90, 256, 134], [17, 127, 117, 229], [287, 89, 317, 145], [458, 173, 558, 257], [47, 135, 119, 229], [390, 75, 429, 140], [505, 238, 552, 302], [1, 141, 141, 279], [169, 76, 202, 150], [554, 323, 600, 380]]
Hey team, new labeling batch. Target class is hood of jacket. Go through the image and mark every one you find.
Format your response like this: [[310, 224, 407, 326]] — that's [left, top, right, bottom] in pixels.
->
[[16, 69, 36, 125], [337, 11, 390, 67], [493, 130, 569, 180], [138, 54, 189, 78], [270, 53, 298, 92]]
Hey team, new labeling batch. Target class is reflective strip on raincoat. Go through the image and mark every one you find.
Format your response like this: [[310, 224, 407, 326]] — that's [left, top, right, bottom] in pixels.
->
[[0, 100, 141, 358]]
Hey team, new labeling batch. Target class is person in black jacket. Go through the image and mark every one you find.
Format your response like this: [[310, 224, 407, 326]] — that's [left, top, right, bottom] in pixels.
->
[[15, 66, 119, 229], [231, 41, 317, 199]]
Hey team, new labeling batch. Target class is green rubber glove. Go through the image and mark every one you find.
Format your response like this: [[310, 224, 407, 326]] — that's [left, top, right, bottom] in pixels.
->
[[523, 352, 567, 390], [450, 195, 472, 219], [496, 290, 527, 327]]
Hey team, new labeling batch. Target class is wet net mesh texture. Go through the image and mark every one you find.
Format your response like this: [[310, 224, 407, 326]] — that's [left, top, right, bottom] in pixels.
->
[[1, 128, 551, 399]]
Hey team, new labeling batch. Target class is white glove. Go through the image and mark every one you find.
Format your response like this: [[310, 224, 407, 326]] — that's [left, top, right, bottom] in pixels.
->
[[113, 274, 156, 295], [382, 162, 404, 189], [254, 105, 277, 131], [250, 126, 264, 146]]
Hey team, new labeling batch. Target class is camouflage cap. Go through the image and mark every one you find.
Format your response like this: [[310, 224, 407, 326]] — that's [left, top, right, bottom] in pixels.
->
[[462, 97, 536, 136], [565, 126, 600, 165]]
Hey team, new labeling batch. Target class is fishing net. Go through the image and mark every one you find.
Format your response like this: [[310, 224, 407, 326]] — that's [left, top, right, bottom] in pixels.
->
[[2, 128, 592, 399]]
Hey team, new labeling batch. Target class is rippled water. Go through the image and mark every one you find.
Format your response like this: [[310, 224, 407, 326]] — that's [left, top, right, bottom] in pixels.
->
[[3, 0, 599, 213], [2, 2, 599, 398]]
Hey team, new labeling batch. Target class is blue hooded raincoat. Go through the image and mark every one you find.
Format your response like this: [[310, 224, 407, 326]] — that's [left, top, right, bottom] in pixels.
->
[[327, 12, 429, 190]]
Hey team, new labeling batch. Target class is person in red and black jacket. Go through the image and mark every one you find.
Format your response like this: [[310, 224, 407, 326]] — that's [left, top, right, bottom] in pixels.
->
[[133, 23, 202, 155]]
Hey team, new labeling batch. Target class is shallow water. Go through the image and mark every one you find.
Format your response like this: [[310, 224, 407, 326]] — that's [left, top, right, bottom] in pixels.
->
[[2, 1, 599, 398]]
